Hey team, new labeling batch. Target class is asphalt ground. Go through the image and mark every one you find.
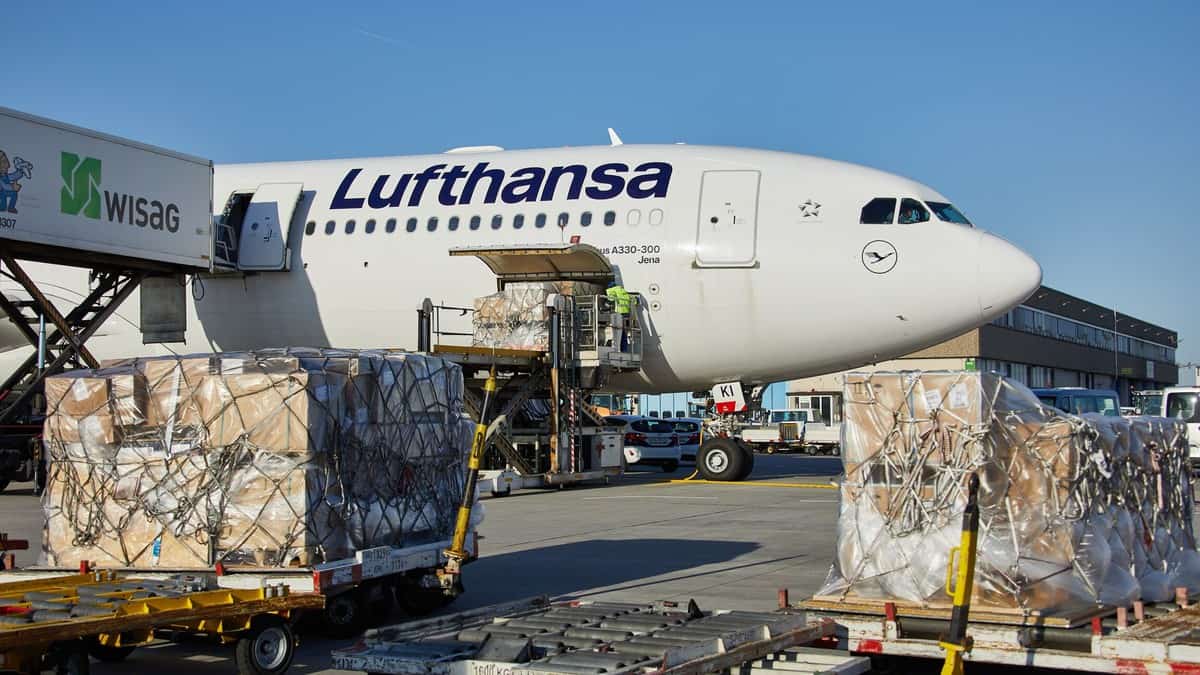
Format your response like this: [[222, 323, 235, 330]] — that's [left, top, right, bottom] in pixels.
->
[[0, 455, 1080, 674]]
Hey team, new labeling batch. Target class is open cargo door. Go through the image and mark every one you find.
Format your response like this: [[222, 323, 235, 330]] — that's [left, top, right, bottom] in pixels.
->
[[236, 183, 303, 271], [449, 243, 615, 286]]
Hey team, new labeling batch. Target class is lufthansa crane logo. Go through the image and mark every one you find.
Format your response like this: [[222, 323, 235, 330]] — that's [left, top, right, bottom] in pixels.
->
[[861, 240, 898, 274]]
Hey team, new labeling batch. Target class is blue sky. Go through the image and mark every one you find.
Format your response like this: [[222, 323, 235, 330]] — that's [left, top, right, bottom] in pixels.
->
[[10, 2, 1199, 364]]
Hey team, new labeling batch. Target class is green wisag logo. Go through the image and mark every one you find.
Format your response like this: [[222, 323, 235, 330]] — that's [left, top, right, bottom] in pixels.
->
[[60, 152, 102, 219]]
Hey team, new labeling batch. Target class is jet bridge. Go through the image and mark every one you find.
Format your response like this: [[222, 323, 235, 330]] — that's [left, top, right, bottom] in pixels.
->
[[417, 244, 645, 493]]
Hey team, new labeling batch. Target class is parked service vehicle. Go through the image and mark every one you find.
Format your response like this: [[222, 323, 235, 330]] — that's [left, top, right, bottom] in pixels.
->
[[1160, 387, 1200, 466], [1031, 387, 1121, 417], [798, 412, 840, 455], [739, 409, 806, 454], [0, 390, 43, 494], [605, 415, 681, 472], [1133, 389, 1164, 416], [672, 417, 703, 462]]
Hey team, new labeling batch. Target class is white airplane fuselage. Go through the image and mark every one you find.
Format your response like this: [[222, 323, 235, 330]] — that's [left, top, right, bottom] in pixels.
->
[[1, 144, 1041, 393]]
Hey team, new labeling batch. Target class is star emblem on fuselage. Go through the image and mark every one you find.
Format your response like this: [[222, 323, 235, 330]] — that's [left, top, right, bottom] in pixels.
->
[[799, 199, 821, 217]]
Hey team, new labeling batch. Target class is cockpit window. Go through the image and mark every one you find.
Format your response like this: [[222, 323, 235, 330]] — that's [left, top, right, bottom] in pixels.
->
[[898, 198, 930, 224], [926, 201, 973, 226], [860, 198, 896, 224]]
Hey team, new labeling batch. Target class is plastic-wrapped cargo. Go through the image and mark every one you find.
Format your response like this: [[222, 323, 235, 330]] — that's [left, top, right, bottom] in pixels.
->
[[819, 371, 1199, 615], [472, 281, 604, 351], [41, 348, 469, 569]]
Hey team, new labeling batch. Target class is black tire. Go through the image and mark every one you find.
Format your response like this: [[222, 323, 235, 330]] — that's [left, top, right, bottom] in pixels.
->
[[362, 581, 394, 625], [0, 478, 9, 493], [697, 439, 747, 481], [735, 444, 755, 481], [396, 586, 449, 617], [321, 589, 366, 638], [235, 615, 295, 675], [661, 460, 679, 473], [87, 639, 136, 663], [765, 445, 776, 454]]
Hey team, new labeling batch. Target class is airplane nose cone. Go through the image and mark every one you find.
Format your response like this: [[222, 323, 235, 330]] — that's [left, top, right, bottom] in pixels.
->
[[977, 231, 1041, 321]]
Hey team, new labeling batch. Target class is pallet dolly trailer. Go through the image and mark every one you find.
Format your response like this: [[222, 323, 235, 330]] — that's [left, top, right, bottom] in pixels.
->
[[0, 568, 324, 675], [332, 596, 870, 675], [418, 244, 646, 496]]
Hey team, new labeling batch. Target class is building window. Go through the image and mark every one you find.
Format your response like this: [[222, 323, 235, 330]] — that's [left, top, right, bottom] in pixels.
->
[[448, 216, 460, 231], [427, 216, 438, 232], [365, 219, 376, 234], [325, 220, 336, 235], [513, 214, 525, 229], [649, 209, 664, 225], [470, 216, 481, 230], [628, 210, 642, 226], [860, 198, 896, 224], [345, 220, 356, 234], [557, 212, 569, 227], [385, 218, 397, 233], [580, 211, 592, 227], [305, 221, 316, 236], [406, 218, 418, 233], [535, 213, 547, 228], [491, 215, 503, 230], [604, 211, 616, 226]]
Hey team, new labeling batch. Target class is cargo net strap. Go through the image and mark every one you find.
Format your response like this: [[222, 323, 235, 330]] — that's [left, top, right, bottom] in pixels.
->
[[819, 370, 1200, 614], [42, 348, 472, 569]]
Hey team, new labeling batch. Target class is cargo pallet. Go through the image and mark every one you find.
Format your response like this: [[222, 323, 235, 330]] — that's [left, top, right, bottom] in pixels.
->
[[418, 244, 650, 494], [800, 592, 1200, 673], [0, 569, 323, 674], [332, 596, 869, 675]]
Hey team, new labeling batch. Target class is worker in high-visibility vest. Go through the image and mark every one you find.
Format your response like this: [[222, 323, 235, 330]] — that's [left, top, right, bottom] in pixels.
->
[[606, 282, 634, 352]]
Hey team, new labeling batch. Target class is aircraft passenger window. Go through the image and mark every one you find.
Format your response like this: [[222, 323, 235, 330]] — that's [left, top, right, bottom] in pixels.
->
[[580, 212, 592, 227], [491, 215, 503, 230], [860, 198, 896, 224], [898, 198, 930, 225], [427, 216, 438, 232], [385, 218, 397, 233], [513, 214, 525, 229], [469, 216, 481, 230], [305, 221, 316, 236], [324, 220, 336, 235], [448, 216, 460, 231], [365, 219, 376, 234], [557, 212, 569, 227], [603, 211, 616, 226], [535, 214, 547, 228], [649, 209, 663, 225], [628, 210, 642, 226], [406, 218, 418, 233], [345, 220, 356, 234]]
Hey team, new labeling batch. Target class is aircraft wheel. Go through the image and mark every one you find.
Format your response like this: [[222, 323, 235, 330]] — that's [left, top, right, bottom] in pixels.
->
[[697, 439, 746, 481]]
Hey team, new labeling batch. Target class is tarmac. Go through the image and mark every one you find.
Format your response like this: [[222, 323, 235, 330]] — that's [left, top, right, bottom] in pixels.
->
[[0, 455, 848, 673]]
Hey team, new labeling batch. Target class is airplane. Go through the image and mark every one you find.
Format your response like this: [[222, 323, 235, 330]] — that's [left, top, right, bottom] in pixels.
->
[[1, 140, 1041, 403]]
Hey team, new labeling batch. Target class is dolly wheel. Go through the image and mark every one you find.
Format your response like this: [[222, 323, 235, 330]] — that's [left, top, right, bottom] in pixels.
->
[[322, 589, 366, 638], [235, 615, 295, 675]]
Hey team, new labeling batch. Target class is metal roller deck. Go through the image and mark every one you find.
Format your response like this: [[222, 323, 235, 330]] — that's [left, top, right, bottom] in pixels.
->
[[333, 596, 868, 674]]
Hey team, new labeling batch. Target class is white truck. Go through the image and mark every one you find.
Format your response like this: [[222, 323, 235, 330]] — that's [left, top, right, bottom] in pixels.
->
[[1157, 386, 1199, 467], [739, 409, 807, 453], [0, 106, 213, 270]]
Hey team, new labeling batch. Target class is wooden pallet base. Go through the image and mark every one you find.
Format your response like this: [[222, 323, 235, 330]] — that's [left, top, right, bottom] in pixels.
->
[[800, 594, 1113, 629]]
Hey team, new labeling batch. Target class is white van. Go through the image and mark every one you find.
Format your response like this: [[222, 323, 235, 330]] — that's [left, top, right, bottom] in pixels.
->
[[1160, 387, 1200, 466]]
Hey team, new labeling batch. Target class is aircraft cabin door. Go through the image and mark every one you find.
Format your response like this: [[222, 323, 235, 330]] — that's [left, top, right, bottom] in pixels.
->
[[236, 182, 303, 271], [695, 170, 760, 267]]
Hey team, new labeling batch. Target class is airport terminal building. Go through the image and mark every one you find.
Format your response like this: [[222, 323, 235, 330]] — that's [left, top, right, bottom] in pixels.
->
[[787, 286, 1178, 425]]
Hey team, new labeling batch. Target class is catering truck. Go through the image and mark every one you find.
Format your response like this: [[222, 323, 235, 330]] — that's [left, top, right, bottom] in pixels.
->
[[0, 106, 213, 270]]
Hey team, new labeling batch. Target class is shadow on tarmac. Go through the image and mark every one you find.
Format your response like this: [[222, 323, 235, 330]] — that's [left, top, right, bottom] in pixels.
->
[[460, 537, 760, 606]]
